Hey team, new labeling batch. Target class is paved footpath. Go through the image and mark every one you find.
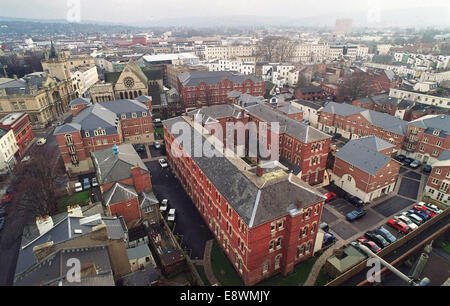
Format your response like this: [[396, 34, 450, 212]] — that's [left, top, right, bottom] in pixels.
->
[[192, 239, 220, 286]]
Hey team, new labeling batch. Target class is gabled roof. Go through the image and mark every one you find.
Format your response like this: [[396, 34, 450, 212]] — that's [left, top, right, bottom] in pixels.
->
[[91, 143, 148, 185], [104, 182, 138, 206], [409, 115, 450, 135], [163, 116, 325, 228], [69, 97, 91, 106], [335, 140, 392, 175], [351, 136, 395, 152], [178, 71, 261, 87]]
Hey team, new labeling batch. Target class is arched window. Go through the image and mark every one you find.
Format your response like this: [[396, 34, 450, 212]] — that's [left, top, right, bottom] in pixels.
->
[[306, 241, 312, 253], [134, 91, 138, 98], [65, 134, 73, 144], [120, 92, 124, 99], [303, 226, 308, 237], [275, 254, 282, 269], [298, 245, 305, 257]]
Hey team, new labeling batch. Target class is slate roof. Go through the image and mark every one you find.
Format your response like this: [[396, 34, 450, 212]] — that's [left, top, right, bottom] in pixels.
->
[[437, 150, 450, 161], [14, 245, 113, 286], [409, 114, 450, 136], [69, 97, 91, 106], [178, 71, 262, 87], [187, 104, 244, 123], [350, 136, 395, 152], [335, 140, 392, 175], [91, 143, 148, 185], [126, 244, 152, 260], [140, 191, 159, 209], [293, 99, 323, 110], [322, 102, 408, 135], [99, 99, 149, 119], [135, 95, 152, 103], [15, 215, 127, 276], [245, 103, 331, 143], [277, 103, 302, 115], [163, 116, 325, 228], [104, 182, 138, 206]]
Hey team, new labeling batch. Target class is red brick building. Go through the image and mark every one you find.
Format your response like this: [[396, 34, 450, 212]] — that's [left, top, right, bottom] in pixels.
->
[[91, 143, 152, 224], [189, 103, 331, 185], [424, 150, 449, 204], [319, 102, 408, 151], [0, 112, 34, 158], [178, 71, 265, 109], [55, 98, 154, 176], [163, 115, 326, 285], [401, 114, 450, 164], [331, 136, 401, 202], [294, 86, 324, 101]]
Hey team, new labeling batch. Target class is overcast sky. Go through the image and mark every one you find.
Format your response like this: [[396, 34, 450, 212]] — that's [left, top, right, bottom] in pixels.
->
[[1, 0, 449, 24]]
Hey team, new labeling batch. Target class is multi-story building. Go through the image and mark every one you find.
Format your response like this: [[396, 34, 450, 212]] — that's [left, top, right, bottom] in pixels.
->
[[54, 98, 154, 176], [318, 102, 408, 151], [331, 136, 401, 202], [389, 88, 450, 109], [163, 114, 326, 285], [0, 127, 19, 174], [177, 71, 265, 110], [70, 65, 99, 98], [0, 112, 34, 158], [0, 72, 74, 128], [294, 86, 324, 101], [424, 150, 450, 205], [204, 45, 256, 61], [401, 114, 450, 164], [91, 143, 153, 224], [290, 100, 323, 128]]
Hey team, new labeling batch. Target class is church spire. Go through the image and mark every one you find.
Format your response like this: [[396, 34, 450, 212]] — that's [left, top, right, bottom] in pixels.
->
[[49, 40, 58, 60]]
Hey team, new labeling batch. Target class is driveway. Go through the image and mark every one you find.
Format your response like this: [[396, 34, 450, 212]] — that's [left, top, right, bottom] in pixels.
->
[[145, 160, 213, 260], [397, 178, 420, 200]]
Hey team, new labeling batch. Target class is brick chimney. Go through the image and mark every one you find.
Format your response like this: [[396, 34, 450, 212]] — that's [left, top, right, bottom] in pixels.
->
[[67, 205, 83, 218], [296, 200, 303, 209], [256, 165, 263, 177]]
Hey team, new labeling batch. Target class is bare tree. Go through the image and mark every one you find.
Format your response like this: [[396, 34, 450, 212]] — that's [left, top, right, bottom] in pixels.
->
[[256, 36, 297, 63], [339, 73, 371, 101], [12, 147, 58, 218]]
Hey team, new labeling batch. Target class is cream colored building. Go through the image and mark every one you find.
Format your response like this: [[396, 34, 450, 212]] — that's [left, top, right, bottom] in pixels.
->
[[204, 45, 256, 60], [0, 72, 74, 128], [0, 128, 19, 174]]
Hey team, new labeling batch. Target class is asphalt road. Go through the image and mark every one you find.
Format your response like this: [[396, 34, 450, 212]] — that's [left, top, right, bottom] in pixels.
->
[[145, 160, 214, 260]]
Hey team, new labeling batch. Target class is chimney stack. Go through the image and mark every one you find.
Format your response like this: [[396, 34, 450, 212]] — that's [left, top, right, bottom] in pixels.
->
[[36, 215, 54, 236], [296, 200, 303, 209], [256, 165, 263, 177], [67, 205, 83, 218]]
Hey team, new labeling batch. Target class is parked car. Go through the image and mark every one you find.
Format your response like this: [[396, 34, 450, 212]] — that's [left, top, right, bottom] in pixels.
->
[[158, 159, 168, 168], [356, 237, 382, 253], [91, 177, 98, 187], [83, 178, 91, 190], [348, 196, 364, 208], [323, 232, 336, 247], [346, 209, 367, 221], [325, 192, 337, 202], [0, 207, 6, 217], [0, 216, 5, 231], [154, 142, 161, 149], [419, 202, 442, 214], [408, 208, 430, 221], [1, 193, 13, 204], [422, 165, 432, 173], [343, 193, 353, 202], [36, 138, 47, 146], [413, 204, 436, 218], [395, 154, 406, 162], [331, 133, 342, 139], [395, 215, 418, 231], [375, 226, 397, 243], [320, 222, 330, 232], [74, 182, 83, 193], [401, 211, 423, 226], [133, 144, 146, 153], [167, 209, 176, 222], [387, 218, 411, 234], [364, 231, 390, 248], [160, 199, 168, 211], [409, 159, 421, 169], [402, 157, 414, 166]]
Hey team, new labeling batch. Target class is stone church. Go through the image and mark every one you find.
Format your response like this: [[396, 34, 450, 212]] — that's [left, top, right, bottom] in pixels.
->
[[90, 60, 163, 103]]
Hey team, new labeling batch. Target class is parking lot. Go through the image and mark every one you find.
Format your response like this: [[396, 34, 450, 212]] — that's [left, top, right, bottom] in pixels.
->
[[145, 160, 214, 260], [373, 196, 415, 218]]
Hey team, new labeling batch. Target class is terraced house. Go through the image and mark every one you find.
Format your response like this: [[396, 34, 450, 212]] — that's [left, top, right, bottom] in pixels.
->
[[163, 114, 326, 285], [319, 102, 408, 151], [424, 150, 450, 205], [54, 98, 154, 176]]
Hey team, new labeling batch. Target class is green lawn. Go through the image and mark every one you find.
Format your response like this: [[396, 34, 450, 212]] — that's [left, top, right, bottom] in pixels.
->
[[155, 128, 164, 139], [210, 240, 244, 286], [195, 265, 212, 286], [314, 267, 333, 286], [256, 257, 317, 286], [56, 190, 90, 213]]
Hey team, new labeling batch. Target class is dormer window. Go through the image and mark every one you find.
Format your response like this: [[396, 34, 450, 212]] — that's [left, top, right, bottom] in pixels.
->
[[132, 113, 137, 118], [433, 130, 440, 136], [85, 131, 90, 137], [142, 112, 147, 117], [121, 114, 127, 120]]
